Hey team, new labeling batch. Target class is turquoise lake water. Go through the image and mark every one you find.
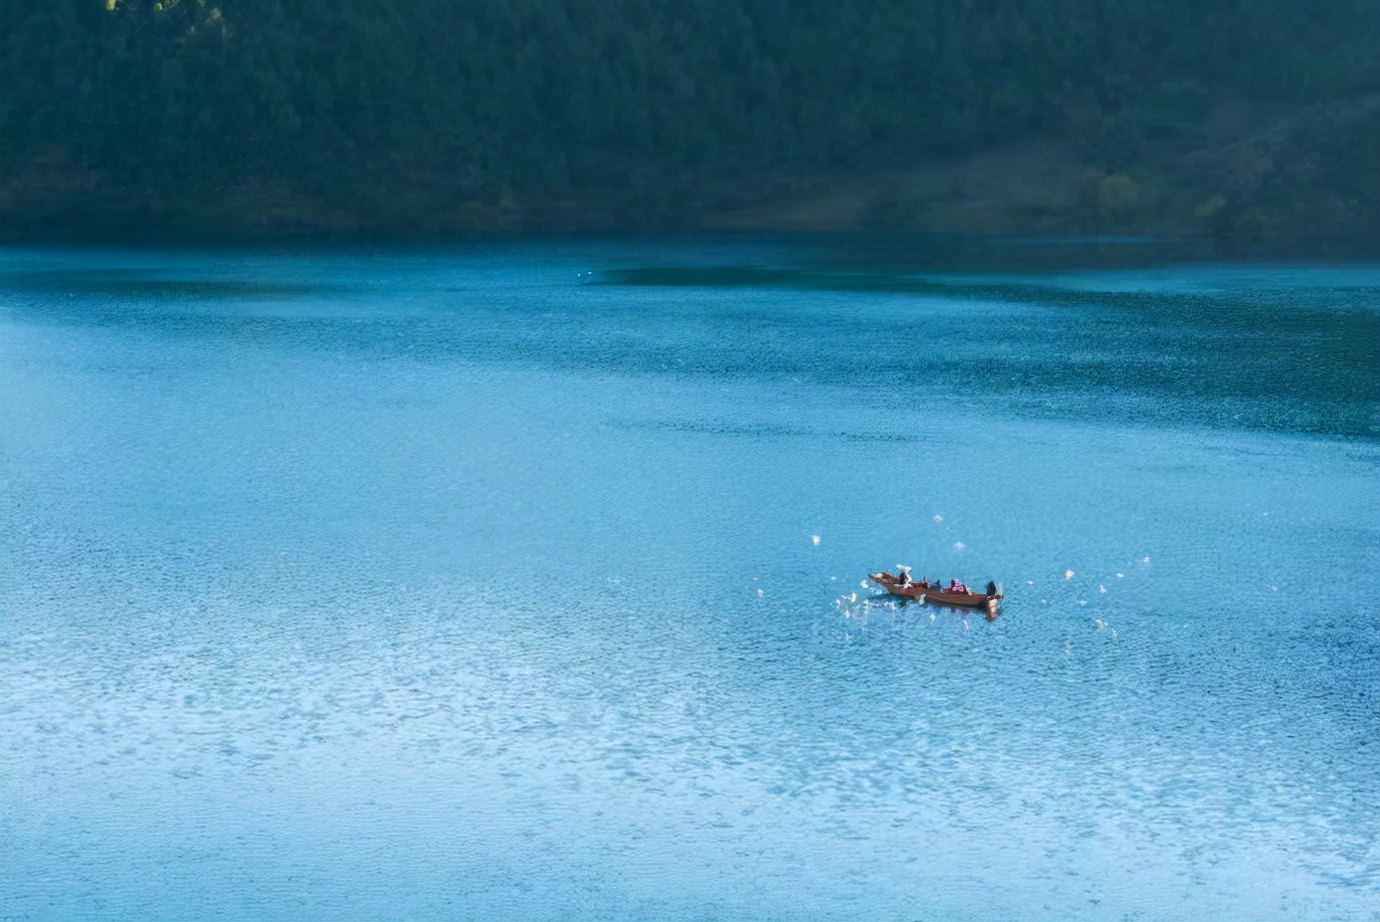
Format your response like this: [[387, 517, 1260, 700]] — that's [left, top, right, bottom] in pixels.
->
[[2, 243, 1377, 920]]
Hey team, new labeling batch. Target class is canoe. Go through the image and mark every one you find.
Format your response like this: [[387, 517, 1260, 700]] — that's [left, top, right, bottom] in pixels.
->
[[868, 572, 1002, 615]]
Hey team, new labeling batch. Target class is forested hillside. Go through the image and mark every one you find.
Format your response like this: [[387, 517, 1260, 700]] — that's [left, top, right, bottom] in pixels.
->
[[4, 0, 1380, 243]]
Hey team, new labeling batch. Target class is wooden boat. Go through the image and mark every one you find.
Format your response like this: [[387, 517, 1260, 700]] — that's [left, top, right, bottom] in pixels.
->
[[868, 572, 1002, 616]]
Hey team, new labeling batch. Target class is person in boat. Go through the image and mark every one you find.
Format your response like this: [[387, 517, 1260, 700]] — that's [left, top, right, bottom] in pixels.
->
[[896, 565, 913, 587]]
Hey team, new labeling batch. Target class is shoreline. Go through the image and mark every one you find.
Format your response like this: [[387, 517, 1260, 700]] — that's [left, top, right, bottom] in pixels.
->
[[4, 223, 1376, 270]]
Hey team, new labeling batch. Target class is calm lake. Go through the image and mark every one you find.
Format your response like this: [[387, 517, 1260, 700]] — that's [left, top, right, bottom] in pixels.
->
[[2, 242, 1377, 920]]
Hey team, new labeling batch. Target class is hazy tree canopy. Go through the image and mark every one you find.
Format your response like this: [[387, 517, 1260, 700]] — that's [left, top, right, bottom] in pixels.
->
[[3, 0, 1380, 240]]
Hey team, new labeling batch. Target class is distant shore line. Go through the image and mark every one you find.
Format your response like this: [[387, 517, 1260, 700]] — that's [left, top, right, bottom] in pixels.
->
[[4, 221, 1376, 268]]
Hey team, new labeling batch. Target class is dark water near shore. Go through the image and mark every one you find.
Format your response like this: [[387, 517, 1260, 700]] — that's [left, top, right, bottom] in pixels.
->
[[2, 243, 1378, 920]]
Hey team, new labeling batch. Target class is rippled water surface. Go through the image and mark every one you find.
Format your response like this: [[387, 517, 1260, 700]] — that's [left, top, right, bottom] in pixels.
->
[[2, 243, 1378, 920]]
